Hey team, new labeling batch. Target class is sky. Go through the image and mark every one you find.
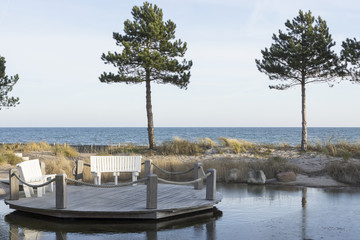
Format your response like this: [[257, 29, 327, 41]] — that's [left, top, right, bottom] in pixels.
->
[[0, 0, 359, 127]]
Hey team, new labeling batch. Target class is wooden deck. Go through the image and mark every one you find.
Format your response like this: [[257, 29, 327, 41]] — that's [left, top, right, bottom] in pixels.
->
[[5, 183, 222, 219]]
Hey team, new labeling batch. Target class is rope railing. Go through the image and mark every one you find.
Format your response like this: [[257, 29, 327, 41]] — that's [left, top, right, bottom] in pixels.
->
[[158, 172, 211, 185], [9, 167, 218, 211], [151, 162, 194, 175], [11, 173, 56, 188], [72, 159, 198, 182], [65, 177, 147, 188]]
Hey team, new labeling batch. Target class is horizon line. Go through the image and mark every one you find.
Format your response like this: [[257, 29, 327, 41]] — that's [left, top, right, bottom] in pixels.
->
[[1, 126, 360, 128]]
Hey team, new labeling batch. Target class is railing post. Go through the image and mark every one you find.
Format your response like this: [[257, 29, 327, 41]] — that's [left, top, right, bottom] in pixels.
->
[[146, 174, 158, 209], [9, 169, 19, 200], [194, 162, 203, 190], [145, 159, 153, 176], [75, 160, 84, 181], [56, 173, 67, 209], [206, 169, 216, 200]]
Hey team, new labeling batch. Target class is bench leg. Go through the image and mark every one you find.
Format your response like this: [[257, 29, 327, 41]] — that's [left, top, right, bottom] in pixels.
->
[[23, 186, 32, 198], [92, 172, 101, 185], [114, 172, 120, 185], [36, 187, 43, 197], [48, 181, 54, 192], [29, 186, 34, 195], [132, 172, 139, 186]]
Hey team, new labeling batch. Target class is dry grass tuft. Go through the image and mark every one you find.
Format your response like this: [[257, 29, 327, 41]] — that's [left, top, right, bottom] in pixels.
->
[[197, 137, 216, 149], [203, 158, 248, 182], [102, 144, 150, 156], [150, 156, 195, 180], [23, 142, 52, 152], [0, 142, 80, 158], [0, 153, 23, 165], [203, 156, 300, 182], [53, 144, 79, 158], [157, 137, 204, 155], [43, 157, 74, 177], [259, 157, 301, 179], [308, 140, 360, 160], [325, 160, 360, 184], [219, 137, 259, 154]]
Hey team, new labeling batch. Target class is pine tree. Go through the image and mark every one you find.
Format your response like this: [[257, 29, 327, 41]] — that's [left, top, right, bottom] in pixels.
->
[[99, 2, 192, 149], [0, 55, 19, 110], [341, 38, 360, 82], [255, 10, 341, 151]]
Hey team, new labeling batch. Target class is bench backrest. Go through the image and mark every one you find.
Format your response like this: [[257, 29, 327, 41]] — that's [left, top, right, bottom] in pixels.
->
[[90, 156, 142, 173], [16, 159, 43, 181]]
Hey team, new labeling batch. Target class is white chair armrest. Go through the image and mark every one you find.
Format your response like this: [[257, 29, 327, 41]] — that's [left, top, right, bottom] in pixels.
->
[[43, 174, 56, 178]]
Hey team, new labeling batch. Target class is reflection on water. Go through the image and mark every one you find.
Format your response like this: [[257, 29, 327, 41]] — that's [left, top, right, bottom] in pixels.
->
[[1, 184, 360, 239], [5, 209, 222, 240]]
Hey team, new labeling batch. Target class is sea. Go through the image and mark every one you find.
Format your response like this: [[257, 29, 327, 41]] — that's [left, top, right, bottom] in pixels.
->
[[0, 127, 359, 146]]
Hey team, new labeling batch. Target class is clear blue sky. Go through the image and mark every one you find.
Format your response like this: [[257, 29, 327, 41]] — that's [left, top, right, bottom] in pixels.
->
[[0, 0, 359, 127]]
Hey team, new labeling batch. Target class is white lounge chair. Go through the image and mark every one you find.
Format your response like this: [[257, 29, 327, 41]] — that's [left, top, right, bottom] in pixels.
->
[[16, 159, 56, 197]]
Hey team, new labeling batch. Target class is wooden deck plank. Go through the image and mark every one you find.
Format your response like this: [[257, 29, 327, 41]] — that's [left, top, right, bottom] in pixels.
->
[[5, 183, 222, 219]]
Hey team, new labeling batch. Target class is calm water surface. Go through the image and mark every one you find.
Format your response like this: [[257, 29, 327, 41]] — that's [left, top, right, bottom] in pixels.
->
[[1, 127, 360, 145], [1, 184, 360, 240]]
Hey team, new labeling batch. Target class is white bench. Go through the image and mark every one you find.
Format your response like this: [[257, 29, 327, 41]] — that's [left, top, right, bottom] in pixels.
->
[[90, 156, 142, 185], [16, 159, 56, 198]]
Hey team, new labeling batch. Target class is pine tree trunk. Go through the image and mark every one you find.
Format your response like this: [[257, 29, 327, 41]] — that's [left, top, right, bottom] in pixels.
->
[[301, 82, 307, 151], [145, 72, 156, 150]]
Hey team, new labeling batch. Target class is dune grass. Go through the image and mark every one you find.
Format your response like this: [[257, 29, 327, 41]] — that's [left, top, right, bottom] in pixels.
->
[[0, 142, 79, 158], [156, 137, 204, 155], [2, 138, 360, 185], [72, 137, 281, 156], [218, 137, 255, 153], [308, 140, 360, 160], [197, 137, 216, 149], [53, 144, 79, 158]]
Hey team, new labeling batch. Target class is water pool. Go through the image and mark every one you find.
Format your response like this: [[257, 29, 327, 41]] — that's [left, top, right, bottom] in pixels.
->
[[1, 184, 359, 240]]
